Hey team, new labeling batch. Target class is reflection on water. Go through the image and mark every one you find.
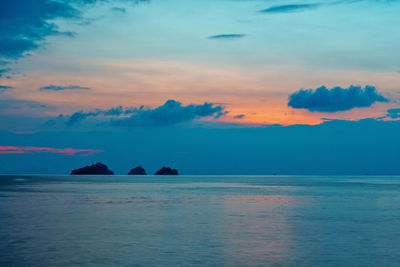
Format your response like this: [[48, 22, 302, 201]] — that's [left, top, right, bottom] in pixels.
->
[[222, 196, 297, 266], [1, 175, 400, 266]]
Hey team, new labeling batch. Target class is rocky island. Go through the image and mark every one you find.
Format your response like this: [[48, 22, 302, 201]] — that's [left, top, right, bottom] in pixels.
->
[[155, 166, 179, 175], [71, 162, 114, 175], [128, 166, 147, 175]]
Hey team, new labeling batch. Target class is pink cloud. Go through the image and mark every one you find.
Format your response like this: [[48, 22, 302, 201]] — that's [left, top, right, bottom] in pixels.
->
[[0, 146, 103, 156]]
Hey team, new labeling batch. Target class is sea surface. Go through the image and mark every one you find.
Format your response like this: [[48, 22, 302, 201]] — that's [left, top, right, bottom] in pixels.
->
[[1, 175, 400, 266]]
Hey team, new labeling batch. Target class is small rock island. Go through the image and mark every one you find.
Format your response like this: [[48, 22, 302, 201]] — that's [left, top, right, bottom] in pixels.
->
[[155, 166, 179, 175], [128, 166, 147, 175], [71, 162, 114, 175]]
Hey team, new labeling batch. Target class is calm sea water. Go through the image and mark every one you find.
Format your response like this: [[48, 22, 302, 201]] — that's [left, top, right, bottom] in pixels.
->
[[1, 175, 400, 266]]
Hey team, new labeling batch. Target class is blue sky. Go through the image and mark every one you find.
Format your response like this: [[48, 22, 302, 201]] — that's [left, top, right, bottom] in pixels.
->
[[1, 0, 400, 174]]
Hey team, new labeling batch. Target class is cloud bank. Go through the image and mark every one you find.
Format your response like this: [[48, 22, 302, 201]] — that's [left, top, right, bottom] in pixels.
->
[[3, 118, 400, 175], [40, 85, 91, 91], [0, 146, 103, 156], [288, 85, 389, 112]]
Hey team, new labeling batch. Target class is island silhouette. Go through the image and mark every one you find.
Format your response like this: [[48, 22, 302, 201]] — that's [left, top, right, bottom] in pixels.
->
[[70, 163, 179, 175], [155, 167, 179, 175], [128, 166, 147, 175], [71, 162, 114, 175]]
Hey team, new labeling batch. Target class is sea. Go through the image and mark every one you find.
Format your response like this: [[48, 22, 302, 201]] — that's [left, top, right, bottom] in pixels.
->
[[1, 175, 400, 266]]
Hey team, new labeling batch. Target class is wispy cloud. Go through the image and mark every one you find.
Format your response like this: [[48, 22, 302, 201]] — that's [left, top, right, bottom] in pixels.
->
[[260, 4, 320, 14], [208, 34, 246, 40], [0, 85, 14, 92], [233, 114, 246, 119], [0, 68, 11, 78], [40, 85, 91, 91], [111, 7, 126, 13], [288, 85, 389, 112], [0, 146, 103, 156], [0, 99, 49, 111]]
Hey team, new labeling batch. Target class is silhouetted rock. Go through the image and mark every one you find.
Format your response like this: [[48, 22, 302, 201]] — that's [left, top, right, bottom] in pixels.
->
[[128, 166, 147, 175], [71, 162, 114, 175], [155, 166, 179, 175]]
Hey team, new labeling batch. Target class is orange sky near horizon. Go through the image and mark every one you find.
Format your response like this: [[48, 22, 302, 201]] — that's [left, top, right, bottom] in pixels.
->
[[2, 58, 399, 126]]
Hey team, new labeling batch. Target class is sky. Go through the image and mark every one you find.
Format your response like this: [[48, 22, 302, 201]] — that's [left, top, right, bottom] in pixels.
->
[[0, 0, 400, 174]]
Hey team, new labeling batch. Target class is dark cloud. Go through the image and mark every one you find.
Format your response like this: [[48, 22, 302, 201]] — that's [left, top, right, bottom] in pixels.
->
[[234, 114, 246, 119], [214, 111, 230, 119], [65, 106, 130, 125], [208, 34, 246, 40], [260, 4, 320, 14], [288, 85, 389, 112], [40, 85, 91, 91], [64, 100, 226, 126], [386, 108, 400, 119], [379, 108, 400, 120], [0, 0, 148, 76], [112, 100, 225, 127], [0, 0, 79, 60]]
